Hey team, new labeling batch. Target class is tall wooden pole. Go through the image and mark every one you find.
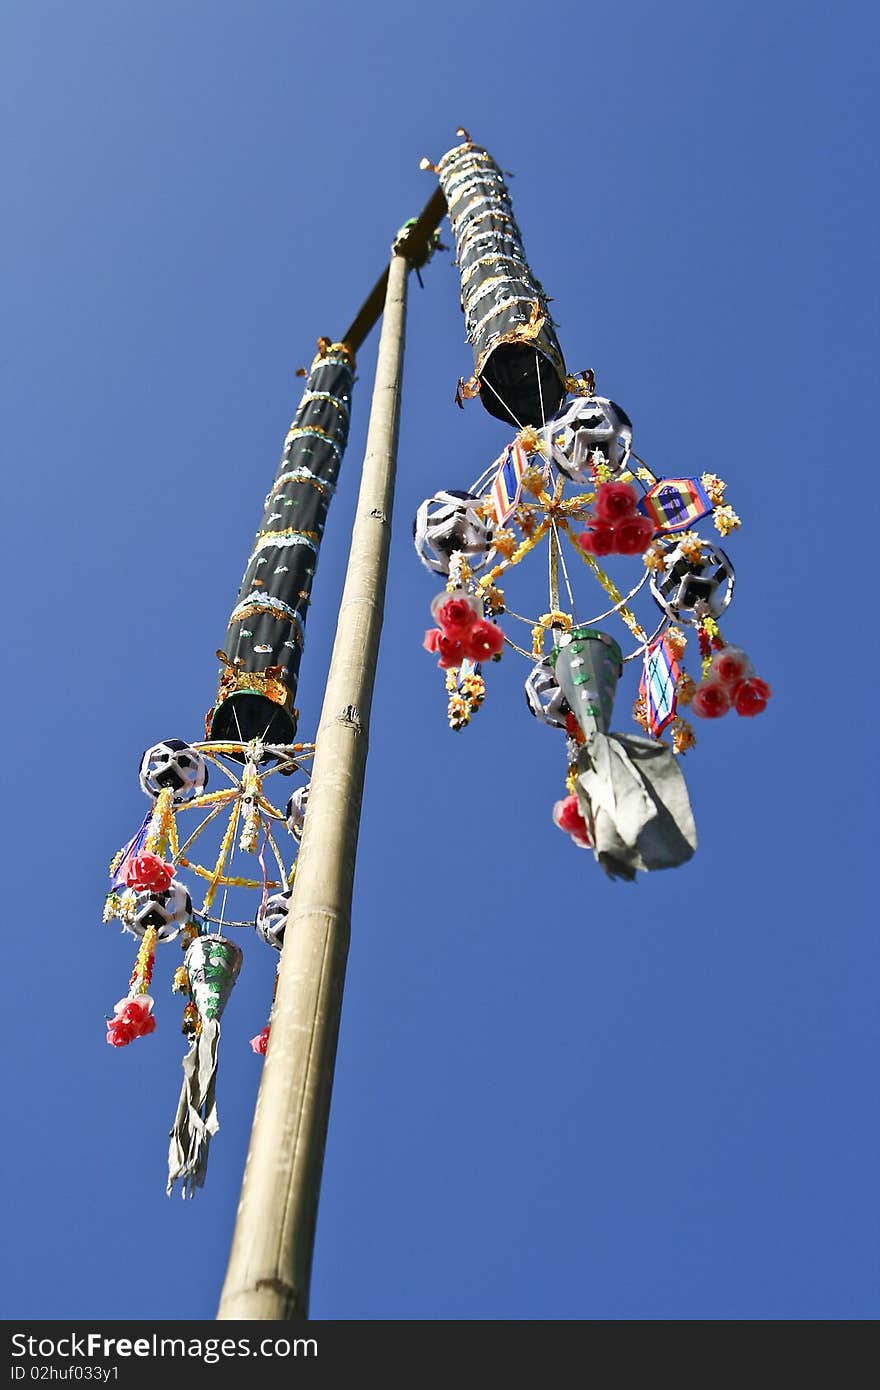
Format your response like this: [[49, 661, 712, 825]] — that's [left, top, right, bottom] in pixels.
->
[[217, 252, 409, 1322]]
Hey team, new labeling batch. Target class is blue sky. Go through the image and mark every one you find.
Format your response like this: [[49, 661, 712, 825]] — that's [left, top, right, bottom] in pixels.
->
[[3, 0, 876, 1320]]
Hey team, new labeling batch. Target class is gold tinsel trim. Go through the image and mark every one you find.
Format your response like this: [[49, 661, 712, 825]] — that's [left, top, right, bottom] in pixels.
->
[[312, 338, 355, 368], [212, 653, 296, 728]]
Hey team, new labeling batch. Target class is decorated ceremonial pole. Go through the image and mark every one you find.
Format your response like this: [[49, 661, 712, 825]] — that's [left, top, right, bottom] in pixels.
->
[[217, 205, 442, 1320], [99, 128, 769, 1319]]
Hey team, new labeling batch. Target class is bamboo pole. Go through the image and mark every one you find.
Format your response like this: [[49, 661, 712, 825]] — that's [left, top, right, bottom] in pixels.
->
[[342, 185, 446, 352], [216, 253, 409, 1322]]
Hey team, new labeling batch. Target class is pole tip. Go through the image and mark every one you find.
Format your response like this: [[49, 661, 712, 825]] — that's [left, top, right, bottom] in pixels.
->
[[455, 126, 472, 141]]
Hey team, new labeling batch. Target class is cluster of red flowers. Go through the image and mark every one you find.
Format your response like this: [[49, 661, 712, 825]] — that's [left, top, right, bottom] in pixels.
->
[[124, 852, 175, 894], [692, 643, 772, 720], [250, 1025, 270, 1056], [106, 996, 156, 1047], [576, 482, 656, 557], [552, 794, 592, 849], [424, 593, 504, 670]]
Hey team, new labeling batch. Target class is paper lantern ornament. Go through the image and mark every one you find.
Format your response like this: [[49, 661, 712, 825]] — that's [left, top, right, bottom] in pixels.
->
[[139, 741, 208, 804], [414, 490, 495, 575], [524, 662, 569, 728], [255, 889, 292, 951], [649, 541, 735, 623], [129, 881, 193, 943], [284, 785, 309, 842], [542, 396, 634, 484]]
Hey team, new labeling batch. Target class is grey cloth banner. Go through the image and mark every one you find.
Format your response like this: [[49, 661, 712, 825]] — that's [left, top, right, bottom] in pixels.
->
[[576, 733, 698, 881], [167, 1019, 221, 1198]]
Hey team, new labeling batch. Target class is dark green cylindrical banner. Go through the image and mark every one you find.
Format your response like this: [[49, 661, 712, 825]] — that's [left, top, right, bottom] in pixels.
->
[[435, 137, 567, 428], [209, 339, 355, 744]]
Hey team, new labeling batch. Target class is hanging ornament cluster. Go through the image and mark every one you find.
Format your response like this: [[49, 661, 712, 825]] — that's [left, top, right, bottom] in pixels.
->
[[103, 731, 316, 1194], [101, 338, 355, 1195], [415, 132, 772, 879]]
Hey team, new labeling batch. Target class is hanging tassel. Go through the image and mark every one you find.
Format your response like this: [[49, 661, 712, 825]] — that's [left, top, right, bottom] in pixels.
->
[[167, 935, 242, 1198]]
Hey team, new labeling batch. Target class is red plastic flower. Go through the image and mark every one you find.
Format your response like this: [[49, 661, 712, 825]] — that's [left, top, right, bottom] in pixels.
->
[[107, 994, 155, 1044], [250, 1026, 270, 1056], [423, 628, 441, 653], [576, 524, 616, 557], [106, 1018, 135, 1047], [712, 645, 752, 686], [120, 998, 153, 1031], [595, 481, 638, 523], [435, 597, 477, 640], [552, 794, 592, 848], [124, 853, 175, 894], [732, 676, 771, 717], [463, 618, 504, 661], [614, 514, 656, 556], [437, 632, 465, 669], [691, 681, 731, 719]]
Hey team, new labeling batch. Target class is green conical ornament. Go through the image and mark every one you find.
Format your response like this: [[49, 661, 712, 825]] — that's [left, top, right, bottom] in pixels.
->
[[185, 935, 243, 1022], [167, 935, 243, 1198], [551, 626, 623, 739]]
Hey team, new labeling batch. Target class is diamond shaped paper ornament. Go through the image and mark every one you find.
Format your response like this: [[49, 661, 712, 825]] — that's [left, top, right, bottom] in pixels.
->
[[639, 636, 682, 737], [639, 477, 712, 534]]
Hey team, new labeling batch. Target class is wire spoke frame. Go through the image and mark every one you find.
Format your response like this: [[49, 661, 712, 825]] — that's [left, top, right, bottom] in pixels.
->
[[138, 740, 316, 922]]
